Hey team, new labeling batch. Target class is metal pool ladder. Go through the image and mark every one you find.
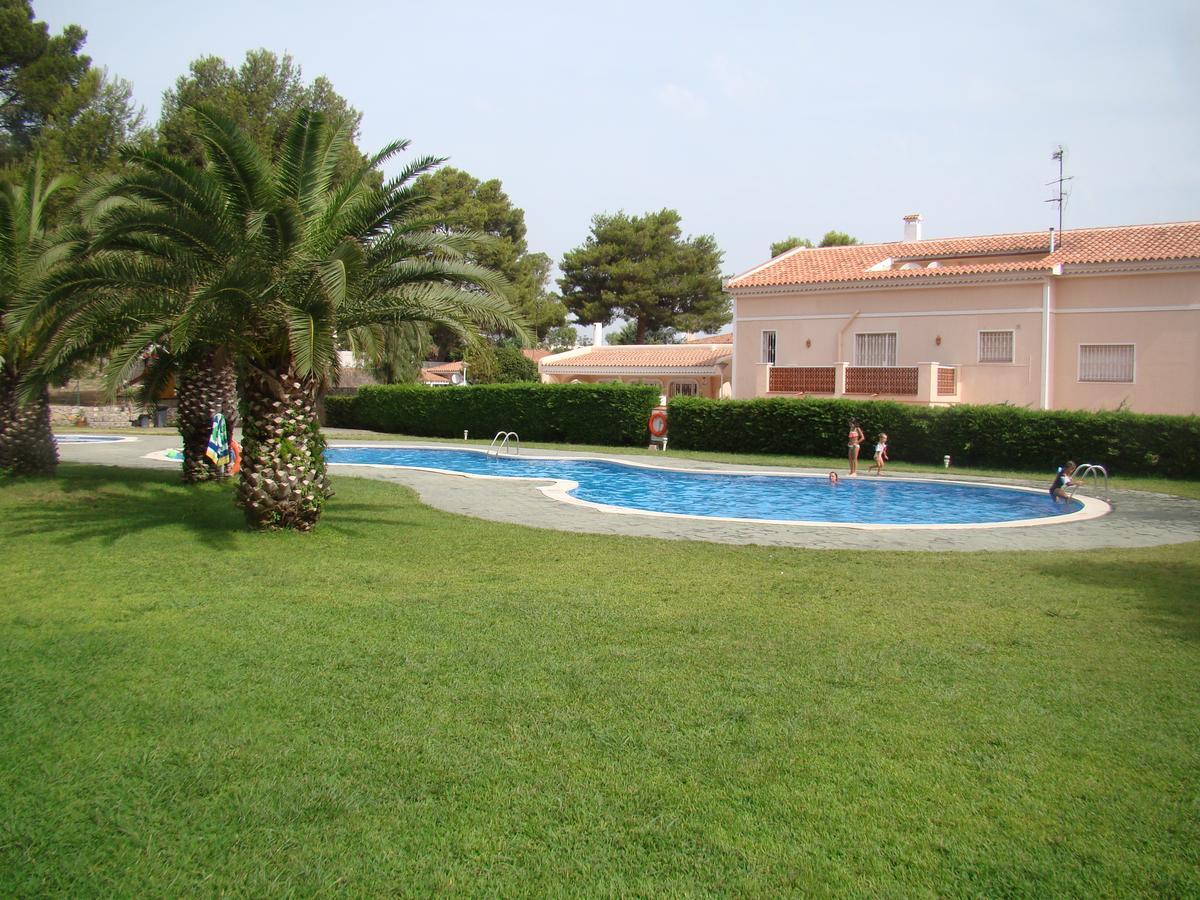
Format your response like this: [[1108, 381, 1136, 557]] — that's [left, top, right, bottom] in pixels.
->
[[1069, 463, 1111, 503], [487, 431, 520, 457]]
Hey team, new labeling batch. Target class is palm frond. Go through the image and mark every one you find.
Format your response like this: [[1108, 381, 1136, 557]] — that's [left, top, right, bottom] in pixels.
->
[[188, 104, 272, 218]]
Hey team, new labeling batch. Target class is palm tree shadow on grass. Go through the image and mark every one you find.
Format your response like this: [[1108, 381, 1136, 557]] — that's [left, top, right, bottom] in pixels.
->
[[4, 465, 244, 550], [3, 465, 430, 548], [1036, 558, 1200, 642]]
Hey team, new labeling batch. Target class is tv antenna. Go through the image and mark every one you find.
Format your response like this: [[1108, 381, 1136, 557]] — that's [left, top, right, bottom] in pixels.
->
[[1045, 145, 1073, 233]]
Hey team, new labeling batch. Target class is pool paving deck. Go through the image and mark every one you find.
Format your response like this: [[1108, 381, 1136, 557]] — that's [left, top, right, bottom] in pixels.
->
[[55, 429, 1200, 552]]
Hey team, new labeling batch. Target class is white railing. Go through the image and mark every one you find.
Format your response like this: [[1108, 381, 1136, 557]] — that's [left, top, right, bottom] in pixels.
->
[[1069, 463, 1111, 503], [487, 431, 520, 457]]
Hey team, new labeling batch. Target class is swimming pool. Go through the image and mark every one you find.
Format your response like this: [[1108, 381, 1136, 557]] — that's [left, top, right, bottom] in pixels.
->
[[54, 434, 137, 444], [327, 445, 1100, 528]]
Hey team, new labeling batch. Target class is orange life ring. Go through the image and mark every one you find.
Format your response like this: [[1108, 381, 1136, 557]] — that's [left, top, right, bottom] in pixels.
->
[[648, 410, 668, 438], [229, 438, 242, 475]]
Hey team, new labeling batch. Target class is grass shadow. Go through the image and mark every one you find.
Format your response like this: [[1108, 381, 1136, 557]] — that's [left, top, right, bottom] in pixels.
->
[[3, 465, 245, 550], [3, 466, 439, 549]]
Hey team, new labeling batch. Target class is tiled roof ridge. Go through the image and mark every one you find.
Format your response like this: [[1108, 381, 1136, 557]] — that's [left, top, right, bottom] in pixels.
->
[[794, 219, 1200, 253], [726, 219, 1200, 289], [540, 343, 732, 369]]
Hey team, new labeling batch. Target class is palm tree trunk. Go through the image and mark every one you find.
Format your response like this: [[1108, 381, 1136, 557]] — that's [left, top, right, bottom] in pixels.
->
[[0, 366, 58, 476], [176, 350, 239, 484], [236, 359, 332, 531]]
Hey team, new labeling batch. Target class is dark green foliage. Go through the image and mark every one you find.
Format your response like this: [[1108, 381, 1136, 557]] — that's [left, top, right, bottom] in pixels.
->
[[818, 230, 858, 247], [415, 167, 566, 342], [769, 231, 858, 258], [0, 2, 144, 180], [0, 2, 89, 164], [770, 236, 812, 257], [493, 345, 538, 383], [606, 320, 680, 345], [328, 382, 659, 446], [559, 208, 728, 343], [667, 396, 1200, 477], [157, 50, 363, 170]]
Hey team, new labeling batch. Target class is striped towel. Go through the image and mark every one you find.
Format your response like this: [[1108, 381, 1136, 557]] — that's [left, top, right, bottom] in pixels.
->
[[205, 413, 231, 466]]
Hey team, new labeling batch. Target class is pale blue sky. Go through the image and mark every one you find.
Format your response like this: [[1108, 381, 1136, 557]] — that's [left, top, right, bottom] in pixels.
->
[[38, 0, 1200, 280]]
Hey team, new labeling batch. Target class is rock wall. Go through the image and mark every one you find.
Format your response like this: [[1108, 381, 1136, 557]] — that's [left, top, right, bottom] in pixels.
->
[[50, 403, 179, 428]]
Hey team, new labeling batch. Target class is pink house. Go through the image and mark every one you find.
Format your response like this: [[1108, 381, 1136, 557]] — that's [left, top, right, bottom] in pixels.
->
[[725, 218, 1200, 415]]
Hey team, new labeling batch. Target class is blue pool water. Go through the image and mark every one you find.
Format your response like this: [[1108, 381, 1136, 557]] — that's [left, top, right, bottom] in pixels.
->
[[54, 435, 128, 443], [326, 446, 1083, 526]]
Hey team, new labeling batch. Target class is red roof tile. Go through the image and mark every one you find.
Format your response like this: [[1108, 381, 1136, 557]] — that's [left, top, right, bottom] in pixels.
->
[[685, 332, 733, 344], [541, 345, 731, 369], [420, 360, 464, 383], [726, 221, 1200, 289]]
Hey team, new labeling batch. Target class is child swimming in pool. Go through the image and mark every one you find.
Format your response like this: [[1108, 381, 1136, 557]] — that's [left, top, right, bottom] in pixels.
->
[[868, 433, 888, 475], [1050, 461, 1077, 502]]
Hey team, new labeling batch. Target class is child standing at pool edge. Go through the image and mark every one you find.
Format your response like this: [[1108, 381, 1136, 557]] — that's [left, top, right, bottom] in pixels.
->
[[868, 433, 888, 475]]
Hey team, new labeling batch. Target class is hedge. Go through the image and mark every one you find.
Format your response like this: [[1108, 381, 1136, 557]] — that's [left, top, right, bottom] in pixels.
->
[[325, 382, 660, 446], [666, 395, 1200, 477]]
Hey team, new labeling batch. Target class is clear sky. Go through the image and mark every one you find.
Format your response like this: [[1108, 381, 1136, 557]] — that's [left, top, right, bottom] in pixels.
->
[[37, 0, 1200, 281]]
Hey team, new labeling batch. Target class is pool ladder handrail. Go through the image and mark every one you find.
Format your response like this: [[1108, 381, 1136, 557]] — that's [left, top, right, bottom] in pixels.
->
[[1068, 463, 1111, 503], [487, 431, 520, 457]]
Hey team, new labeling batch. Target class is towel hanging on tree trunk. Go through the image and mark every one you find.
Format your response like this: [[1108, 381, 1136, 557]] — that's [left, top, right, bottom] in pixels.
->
[[205, 413, 231, 467]]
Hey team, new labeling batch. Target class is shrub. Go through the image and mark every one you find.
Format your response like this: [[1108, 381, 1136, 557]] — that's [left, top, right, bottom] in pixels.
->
[[667, 396, 1200, 477], [324, 383, 660, 446], [494, 346, 539, 383]]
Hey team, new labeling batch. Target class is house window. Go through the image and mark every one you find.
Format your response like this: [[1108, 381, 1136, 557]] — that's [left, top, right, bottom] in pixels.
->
[[855, 332, 897, 366], [978, 330, 1014, 363], [1079, 344, 1134, 383], [669, 381, 699, 397], [761, 330, 776, 365]]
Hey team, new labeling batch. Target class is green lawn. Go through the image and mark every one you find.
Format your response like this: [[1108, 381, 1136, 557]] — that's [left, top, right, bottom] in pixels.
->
[[2, 466, 1198, 894]]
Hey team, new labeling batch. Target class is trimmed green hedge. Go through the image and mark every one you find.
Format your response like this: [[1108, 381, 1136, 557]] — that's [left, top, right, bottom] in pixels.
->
[[325, 383, 660, 446], [666, 396, 1200, 477]]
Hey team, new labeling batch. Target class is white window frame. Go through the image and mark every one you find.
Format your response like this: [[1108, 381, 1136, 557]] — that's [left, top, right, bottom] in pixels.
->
[[668, 380, 700, 398], [761, 330, 777, 365], [854, 331, 897, 367], [1078, 343, 1135, 384], [978, 329, 1015, 364]]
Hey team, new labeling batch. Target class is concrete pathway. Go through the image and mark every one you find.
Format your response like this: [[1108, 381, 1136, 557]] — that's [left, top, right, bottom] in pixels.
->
[[55, 430, 1200, 552]]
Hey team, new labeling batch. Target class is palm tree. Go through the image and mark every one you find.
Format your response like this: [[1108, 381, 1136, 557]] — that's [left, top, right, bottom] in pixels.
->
[[31, 106, 525, 528], [0, 159, 79, 476], [133, 344, 240, 484]]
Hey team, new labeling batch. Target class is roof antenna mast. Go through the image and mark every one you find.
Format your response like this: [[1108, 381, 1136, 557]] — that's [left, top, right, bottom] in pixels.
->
[[1045, 145, 1073, 234]]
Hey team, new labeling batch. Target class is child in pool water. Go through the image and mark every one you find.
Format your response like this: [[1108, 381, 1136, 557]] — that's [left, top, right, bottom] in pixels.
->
[[868, 433, 888, 475], [1050, 461, 1077, 502]]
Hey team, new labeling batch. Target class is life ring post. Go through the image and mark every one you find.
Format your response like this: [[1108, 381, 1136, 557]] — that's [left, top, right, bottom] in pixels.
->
[[648, 408, 668, 438]]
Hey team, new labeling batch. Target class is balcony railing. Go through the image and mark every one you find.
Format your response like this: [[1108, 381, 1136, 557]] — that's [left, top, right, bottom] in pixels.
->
[[845, 366, 918, 396], [762, 362, 960, 405], [937, 366, 957, 396], [768, 366, 836, 393]]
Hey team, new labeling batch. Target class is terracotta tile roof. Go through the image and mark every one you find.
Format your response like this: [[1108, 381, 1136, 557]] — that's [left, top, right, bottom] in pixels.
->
[[541, 344, 731, 369], [685, 332, 733, 344], [522, 348, 554, 362], [420, 360, 464, 383], [726, 221, 1200, 289]]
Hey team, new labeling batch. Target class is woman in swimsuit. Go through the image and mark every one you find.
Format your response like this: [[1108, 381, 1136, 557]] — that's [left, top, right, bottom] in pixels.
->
[[847, 419, 866, 475]]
